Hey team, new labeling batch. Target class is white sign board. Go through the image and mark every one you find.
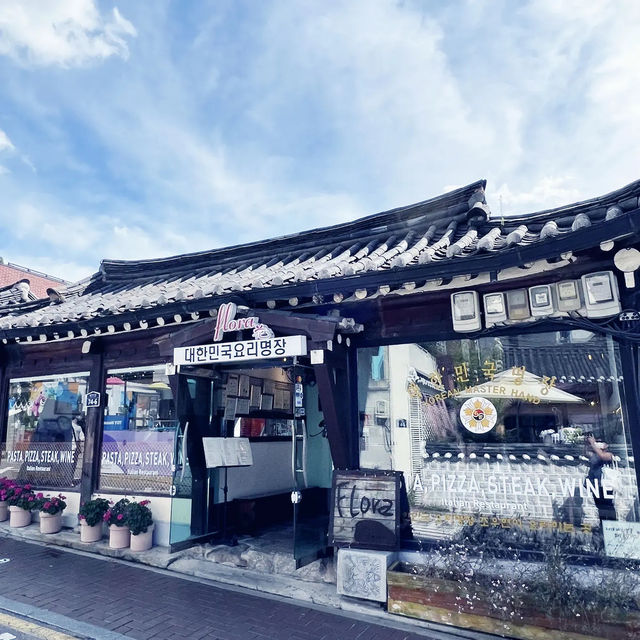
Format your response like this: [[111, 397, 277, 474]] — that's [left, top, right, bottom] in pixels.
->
[[173, 335, 307, 366], [603, 521, 640, 559], [202, 437, 253, 468]]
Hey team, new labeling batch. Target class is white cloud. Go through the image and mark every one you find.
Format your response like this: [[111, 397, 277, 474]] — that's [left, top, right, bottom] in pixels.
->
[[2, 0, 640, 282], [492, 176, 582, 217], [0, 128, 14, 152], [0, 1, 136, 67]]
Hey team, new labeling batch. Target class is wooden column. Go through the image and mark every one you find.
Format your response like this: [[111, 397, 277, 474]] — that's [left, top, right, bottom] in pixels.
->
[[313, 343, 358, 470], [81, 348, 105, 504], [619, 341, 640, 518], [0, 353, 8, 455]]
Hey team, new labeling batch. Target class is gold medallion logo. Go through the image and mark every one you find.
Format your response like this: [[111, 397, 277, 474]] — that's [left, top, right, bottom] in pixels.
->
[[460, 397, 497, 434]]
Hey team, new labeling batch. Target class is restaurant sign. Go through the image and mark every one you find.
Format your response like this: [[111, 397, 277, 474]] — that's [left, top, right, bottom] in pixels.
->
[[174, 335, 308, 366]]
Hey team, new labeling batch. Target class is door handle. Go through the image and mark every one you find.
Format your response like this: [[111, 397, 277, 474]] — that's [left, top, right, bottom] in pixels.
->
[[180, 421, 189, 481]]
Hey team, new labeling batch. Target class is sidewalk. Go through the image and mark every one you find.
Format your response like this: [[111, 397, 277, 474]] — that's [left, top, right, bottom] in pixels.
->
[[0, 537, 487, 640]]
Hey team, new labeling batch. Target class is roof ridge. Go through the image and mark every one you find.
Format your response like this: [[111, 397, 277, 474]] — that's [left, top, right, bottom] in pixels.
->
[[97, 180, 487, 281]]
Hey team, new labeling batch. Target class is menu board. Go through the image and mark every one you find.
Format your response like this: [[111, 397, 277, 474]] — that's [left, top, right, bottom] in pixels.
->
[[202, 437, 253, 468]]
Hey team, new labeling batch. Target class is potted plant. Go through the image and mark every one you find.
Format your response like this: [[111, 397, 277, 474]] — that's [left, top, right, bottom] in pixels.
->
[[78, 497, 110, 543], [104, 498, 131, 549], [6, 483, 36, 528], [35, 493, 67, 534], [126, 499, 154, 552], [0, 477, 13, 522]]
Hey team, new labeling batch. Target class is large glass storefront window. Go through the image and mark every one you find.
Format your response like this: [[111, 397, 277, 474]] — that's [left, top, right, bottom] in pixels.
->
[[100, 366, 177, 495], [1, 372, 89, 489], [359, 332, 640, 638], [359, 332, 640, 556]]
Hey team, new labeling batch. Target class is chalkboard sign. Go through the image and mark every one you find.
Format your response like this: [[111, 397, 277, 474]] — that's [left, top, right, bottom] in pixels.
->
[[330, 469, 405, 550]]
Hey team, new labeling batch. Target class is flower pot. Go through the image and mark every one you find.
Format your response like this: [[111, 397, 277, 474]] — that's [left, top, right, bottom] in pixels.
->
[[109, 524, 130, 549], [0, 500, 8, 522], [130, 523, 154, 552], [39, 512, 62, 534], [9, 506, 31, 528], [80, 521, 103, 543]]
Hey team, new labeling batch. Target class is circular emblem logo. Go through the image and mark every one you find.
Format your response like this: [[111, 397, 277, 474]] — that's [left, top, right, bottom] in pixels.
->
[[460, 397, 497, 434]]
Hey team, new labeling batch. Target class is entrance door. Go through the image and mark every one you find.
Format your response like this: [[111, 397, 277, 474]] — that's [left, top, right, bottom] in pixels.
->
[[291, 375, 332, 568], [169, 372, 219, 549]]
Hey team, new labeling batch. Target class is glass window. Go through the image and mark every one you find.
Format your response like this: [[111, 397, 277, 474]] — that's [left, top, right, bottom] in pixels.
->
[[100, 366, 177, 495], [358, 332, 640, 559], [220, 368, 294, 439], [2, 372, 89, 489]]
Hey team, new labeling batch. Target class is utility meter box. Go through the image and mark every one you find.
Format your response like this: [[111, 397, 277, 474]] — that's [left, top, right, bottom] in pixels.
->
[[581, 271, 621, 318], [451, 291, 481, 332]]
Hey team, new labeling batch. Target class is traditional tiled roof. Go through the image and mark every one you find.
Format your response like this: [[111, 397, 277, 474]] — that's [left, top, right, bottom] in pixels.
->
[[1, 179, 639, 341], [0, 279, 36, 306], [0, 262, 67, 300]]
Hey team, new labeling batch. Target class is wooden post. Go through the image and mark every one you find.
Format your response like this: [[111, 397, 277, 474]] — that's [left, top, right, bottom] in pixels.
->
[[0, 355, 7, 457], [313, 343, 358, 470], [81, 349, 105, 504], [619, 341, 640, 519]]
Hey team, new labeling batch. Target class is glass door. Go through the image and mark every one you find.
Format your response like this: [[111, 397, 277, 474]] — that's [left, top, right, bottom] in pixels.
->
[[292, 370, 332, 568], [169, 372, 219, 548]]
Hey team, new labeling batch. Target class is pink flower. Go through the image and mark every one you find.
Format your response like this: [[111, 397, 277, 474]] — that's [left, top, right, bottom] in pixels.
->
[[117, 514, 124, 521]]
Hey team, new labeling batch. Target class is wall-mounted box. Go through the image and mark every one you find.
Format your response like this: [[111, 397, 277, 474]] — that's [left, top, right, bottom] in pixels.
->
[[529, 285, 554, 317], [483, 292, 507, 326], [506, 289, 531, 321], [556, 280, 583, 312], [451, 291, 481, 332], [581, 271, 621, 318]]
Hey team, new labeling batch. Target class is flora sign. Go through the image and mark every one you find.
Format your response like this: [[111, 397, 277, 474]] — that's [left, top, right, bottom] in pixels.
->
[[214, 303, 273, 341]]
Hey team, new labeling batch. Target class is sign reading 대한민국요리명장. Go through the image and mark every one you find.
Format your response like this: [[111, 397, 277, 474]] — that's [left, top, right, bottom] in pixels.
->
[[173, 302, 307, 365], [173, 335, 307, 366]]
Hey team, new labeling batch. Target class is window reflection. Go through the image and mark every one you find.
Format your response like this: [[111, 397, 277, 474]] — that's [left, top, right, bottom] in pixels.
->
[[358, 331, 640, 558]]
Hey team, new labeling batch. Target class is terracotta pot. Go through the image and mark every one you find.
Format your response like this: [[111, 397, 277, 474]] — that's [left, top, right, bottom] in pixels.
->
[[0, 500, 8, 522], [39, 512, 62, 534], [80, 521, 103, 543], [130, 524, 154, 552], [109, 524, 130, 549], [9, 505, 31, 528]]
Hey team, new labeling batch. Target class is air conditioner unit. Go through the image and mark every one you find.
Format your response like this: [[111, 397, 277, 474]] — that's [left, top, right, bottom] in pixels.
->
[[375, 400, 389, 417]]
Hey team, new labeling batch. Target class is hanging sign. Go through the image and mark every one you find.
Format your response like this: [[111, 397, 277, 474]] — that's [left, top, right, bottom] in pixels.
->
[[214, 302, 274, 341], [174, 335, 307, 366]]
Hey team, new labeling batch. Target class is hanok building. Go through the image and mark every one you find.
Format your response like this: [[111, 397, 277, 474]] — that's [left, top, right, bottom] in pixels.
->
[[1, 181, 640, 633], [0, 260, 68, 306]]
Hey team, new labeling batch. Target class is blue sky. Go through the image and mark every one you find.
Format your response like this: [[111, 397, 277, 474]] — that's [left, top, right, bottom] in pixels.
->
[[0, 0, 639, 283]]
